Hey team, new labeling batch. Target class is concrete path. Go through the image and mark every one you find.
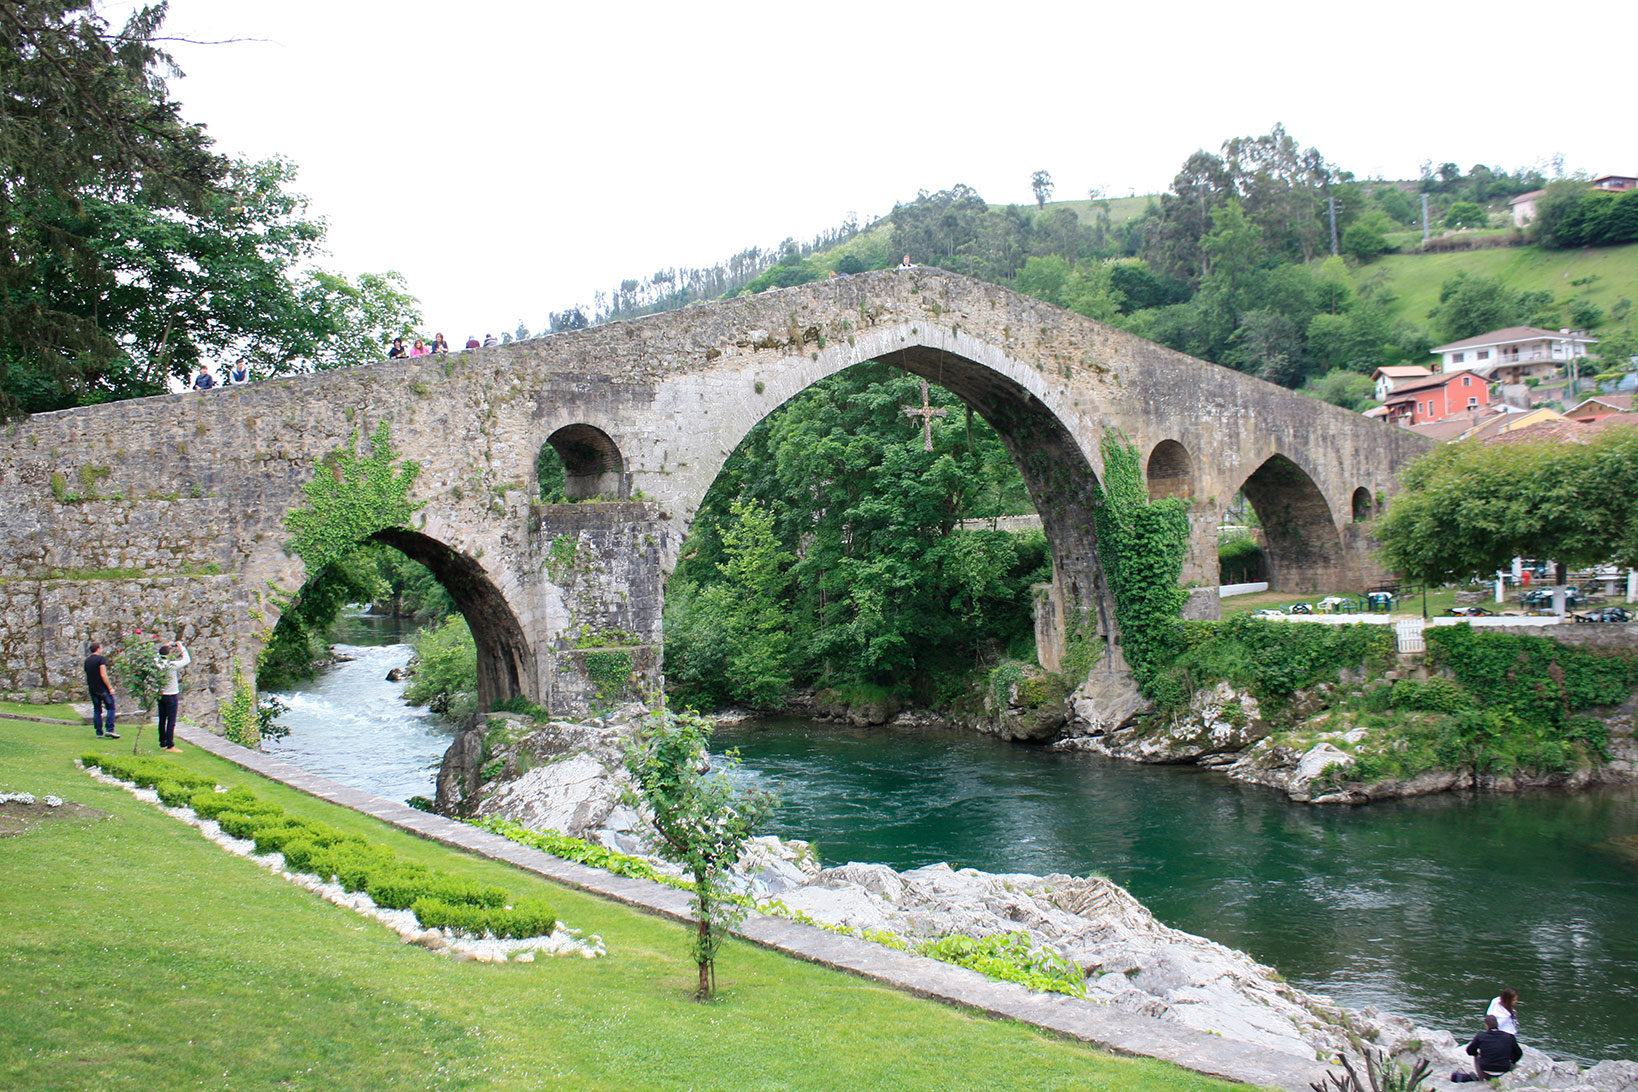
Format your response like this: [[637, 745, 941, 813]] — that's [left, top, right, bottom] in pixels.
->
[[175, 723, 1329, 1091]]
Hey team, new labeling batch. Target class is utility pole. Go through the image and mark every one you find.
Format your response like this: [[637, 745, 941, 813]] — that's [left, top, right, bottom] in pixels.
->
[[1565, 329, 1582, 403], [1421, 193, 1430, 246], [1327, 196, 1339, 256]]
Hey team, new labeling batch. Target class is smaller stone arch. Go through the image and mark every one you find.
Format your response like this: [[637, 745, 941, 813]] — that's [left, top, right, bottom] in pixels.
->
[[1351, 487, 1373, 522], [540, 424, 625, 500], [1238, 454, 1344, 592], [1146, 439, 1194, 501]]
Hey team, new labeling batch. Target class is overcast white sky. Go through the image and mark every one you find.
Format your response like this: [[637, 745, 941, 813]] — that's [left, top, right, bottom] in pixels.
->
[[117, 0, 1632, 342]]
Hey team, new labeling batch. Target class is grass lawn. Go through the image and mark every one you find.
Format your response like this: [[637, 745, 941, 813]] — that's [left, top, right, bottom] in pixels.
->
[[0, 704, 1246, 1092], [1348, 241, 1638, 333]]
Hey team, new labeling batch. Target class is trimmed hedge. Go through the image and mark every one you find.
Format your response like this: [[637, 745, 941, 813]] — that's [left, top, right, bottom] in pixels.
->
[[410, 895, 557, 939], [84, 752, 215, 794], [84, 753, 555, 940]]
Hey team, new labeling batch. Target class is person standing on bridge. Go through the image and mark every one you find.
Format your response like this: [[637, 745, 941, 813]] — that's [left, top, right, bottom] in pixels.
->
[[154, 642, 190, 752], [191, 365, 216, 391]]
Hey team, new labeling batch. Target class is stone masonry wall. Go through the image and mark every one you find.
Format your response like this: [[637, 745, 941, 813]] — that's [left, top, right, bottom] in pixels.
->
[[1, 269, 1433, 724]]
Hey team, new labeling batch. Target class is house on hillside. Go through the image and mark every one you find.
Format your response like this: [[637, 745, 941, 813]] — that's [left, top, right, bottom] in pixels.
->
[[1430, 326, 1596, 384], [1384, 369, 1491, 426], [1511, 176, 1636, 225], [1510, 190, 1545, 227], [1563, 393, 1634, 421], [1371, 364, 1433, 402]]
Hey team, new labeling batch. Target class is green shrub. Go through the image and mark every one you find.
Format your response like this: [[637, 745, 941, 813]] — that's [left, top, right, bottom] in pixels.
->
[[153, 780, 195, 808], [279, 838, 319, 872], [404, 614, 477, 718], [916, 932, 1084, 998], [216, 808, 288, 841], [410, 895, 557, 939], [364, 869, 440, 911], [251, 822, 320, 856], [189, 786, 257, 818], [474, 818, 673, 886]]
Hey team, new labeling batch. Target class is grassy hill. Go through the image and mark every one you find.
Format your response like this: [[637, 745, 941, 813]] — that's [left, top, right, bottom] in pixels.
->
[[1348, 241, 1638, 336]]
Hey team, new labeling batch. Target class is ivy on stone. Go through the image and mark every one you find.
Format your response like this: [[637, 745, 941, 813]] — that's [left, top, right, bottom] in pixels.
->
[[1092, 433, 1190, 689], [284, 422, 424, 576], [220, 660, 260, 748]]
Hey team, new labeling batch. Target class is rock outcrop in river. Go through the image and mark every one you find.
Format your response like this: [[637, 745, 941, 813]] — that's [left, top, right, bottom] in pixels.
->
[[1054, 679, 1638, 806], [436, 708, 1636, 1089]]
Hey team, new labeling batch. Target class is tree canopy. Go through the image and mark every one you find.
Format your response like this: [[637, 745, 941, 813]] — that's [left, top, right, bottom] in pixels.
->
[[1377, 427, 1638, 583], [0, 2, 421, 415]]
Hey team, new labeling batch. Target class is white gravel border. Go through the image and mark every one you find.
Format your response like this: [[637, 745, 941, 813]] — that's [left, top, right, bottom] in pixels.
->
[[80, 762, 605, 963]]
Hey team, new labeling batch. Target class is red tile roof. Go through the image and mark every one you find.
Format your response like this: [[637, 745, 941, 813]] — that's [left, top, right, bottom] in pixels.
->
[[1485, 416, 1638, 445]]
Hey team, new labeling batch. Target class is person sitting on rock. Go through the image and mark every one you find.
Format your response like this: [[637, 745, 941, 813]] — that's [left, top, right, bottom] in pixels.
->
[[1452, 1014, 1521, 1082]]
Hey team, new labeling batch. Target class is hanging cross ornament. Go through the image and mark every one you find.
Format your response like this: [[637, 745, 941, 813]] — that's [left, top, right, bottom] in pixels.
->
[[901, 379, 948, 452]]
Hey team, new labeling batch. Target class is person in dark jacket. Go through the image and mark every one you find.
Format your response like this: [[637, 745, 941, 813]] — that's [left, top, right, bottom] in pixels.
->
[[1453, 1014, 1521, 1082], [83, 641, 119, 739]]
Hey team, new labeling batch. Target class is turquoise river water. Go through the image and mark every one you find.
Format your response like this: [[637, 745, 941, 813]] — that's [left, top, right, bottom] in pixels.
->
[[269, 631, 1638, 1065]]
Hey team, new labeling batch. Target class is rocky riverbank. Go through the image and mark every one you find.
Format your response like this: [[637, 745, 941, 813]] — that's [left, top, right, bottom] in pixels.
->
[[434, 706, 1637, 1090], [1054, 677, 1638, 805]]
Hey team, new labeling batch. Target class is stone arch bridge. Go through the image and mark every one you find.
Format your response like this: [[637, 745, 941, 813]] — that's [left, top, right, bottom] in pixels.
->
[[0, 270, 1429, 724]]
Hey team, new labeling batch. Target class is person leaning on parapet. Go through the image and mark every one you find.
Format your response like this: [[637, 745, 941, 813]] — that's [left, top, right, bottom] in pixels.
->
[[83, 641, 119, 740], [191, 364, 216, 391], [228, 358, 249, 385], [464, 335, 480, 350], [482, 333, 498, 347], [388, 337, 407, 359], [431, 333, 449, 354], [1451, 1014, 1521, 1082], [154, 642, 191, 753]]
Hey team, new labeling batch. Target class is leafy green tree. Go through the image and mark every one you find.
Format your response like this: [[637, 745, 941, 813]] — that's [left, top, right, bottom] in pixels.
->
[[1030, 170, 1054, 209], [624, 710, 772, 1000], [665, 364, 1048, 706], [1432, 273, 1526, 341], [1302, 369, 1378, 412], [0, 7, 415, 413], [1, 2, 215, 413], [1378, 427, 1638, 583], [1443, 201, 1488, 230], [404, 614, 477, 718], [1341, 212, 1394, 261], [1374, 186, 1417, 225]]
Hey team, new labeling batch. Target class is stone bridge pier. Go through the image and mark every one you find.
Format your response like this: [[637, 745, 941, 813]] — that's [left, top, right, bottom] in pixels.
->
[[0, 270, 1428, 727]]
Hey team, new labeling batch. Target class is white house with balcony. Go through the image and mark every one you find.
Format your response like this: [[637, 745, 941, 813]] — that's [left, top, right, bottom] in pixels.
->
[[1430, 326, 1597, 384]]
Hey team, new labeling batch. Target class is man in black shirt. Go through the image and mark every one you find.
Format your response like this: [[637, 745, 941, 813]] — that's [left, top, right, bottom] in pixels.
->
[[83, 642, 119, 739], [1453, 1014, 1521, 1082]]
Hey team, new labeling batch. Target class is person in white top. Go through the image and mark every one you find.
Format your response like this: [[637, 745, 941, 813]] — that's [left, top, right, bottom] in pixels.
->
[[1486, 988, 1520, 1036], [155, 642, 190, 752]]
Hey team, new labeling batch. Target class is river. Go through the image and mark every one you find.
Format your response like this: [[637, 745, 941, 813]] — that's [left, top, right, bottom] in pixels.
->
[[263, 614, 456, 805], [266, 649, 1638, 1065]]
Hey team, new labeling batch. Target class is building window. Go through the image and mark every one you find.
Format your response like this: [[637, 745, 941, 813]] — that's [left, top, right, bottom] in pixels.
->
[[1452, 352, 1465, 363], [1468, 397, 1479, 408], [1478, 350, 1489, 360], [1463, 376, 1471, 387]]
